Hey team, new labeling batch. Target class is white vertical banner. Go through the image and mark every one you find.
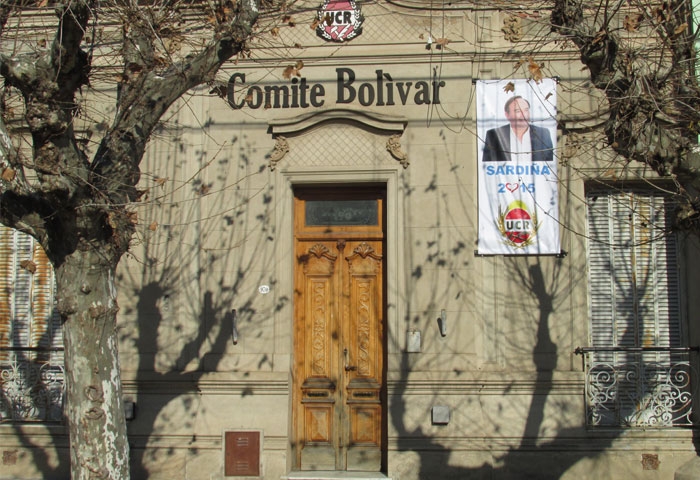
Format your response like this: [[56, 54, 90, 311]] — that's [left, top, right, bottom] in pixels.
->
[[477, 79, 560, 255]]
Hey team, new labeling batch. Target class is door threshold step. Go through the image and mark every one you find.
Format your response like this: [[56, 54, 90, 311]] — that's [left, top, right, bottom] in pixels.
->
[[282, 472, 391, 480]]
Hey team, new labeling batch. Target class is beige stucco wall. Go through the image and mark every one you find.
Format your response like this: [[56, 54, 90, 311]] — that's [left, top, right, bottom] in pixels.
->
[[99, 3, 700, 479], [2, 3, 700, 479]]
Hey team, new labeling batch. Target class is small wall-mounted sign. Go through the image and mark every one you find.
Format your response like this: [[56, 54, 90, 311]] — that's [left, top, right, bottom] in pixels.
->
[[224, 431, 261, 477], [407, 330, 421, 353], [431, 405, 450, 425], [316, 0, 364, 43]]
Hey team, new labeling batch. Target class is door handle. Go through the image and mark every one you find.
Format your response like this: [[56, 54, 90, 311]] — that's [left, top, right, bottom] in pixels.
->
[[343, 348, 357, 372]]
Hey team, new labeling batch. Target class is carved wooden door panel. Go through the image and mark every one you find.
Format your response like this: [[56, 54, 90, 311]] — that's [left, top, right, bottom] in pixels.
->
[[293, 189, 384, 472]]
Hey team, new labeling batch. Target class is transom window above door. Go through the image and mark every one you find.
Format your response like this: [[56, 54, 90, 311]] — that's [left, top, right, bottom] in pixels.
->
[[294, 186, 384, 237]]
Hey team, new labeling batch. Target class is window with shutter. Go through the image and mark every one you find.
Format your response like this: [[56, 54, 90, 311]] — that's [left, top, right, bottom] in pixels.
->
[[583, 188, 694, 426], [0, 224, 63, 422]]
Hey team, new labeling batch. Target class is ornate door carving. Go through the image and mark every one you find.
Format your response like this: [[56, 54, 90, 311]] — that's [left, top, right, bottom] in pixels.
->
[[293, 189, 385, 472]]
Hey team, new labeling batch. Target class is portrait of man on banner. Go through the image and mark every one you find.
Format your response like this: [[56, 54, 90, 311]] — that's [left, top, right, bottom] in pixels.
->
[[482, 95, 554, 162], [476, 79, 560, 255]]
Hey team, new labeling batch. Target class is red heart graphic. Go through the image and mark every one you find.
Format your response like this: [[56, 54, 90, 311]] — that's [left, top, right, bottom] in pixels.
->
[[506, 183, 519, 192]]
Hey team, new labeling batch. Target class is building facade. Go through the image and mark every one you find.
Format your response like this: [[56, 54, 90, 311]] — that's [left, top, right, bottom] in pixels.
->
[[1, 2, 700, 479]]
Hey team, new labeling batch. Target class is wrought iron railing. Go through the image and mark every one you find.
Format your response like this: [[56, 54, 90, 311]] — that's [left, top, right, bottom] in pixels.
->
[[575, 346, 699, 427], [0, 347, 64, 422]]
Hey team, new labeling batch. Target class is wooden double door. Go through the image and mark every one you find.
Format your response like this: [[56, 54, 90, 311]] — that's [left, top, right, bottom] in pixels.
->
[[292, 187, 385, 472]]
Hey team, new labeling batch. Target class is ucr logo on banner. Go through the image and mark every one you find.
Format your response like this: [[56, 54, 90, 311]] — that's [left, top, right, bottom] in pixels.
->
[[316, 0, 364, 42], [497, 200, 540, 248]]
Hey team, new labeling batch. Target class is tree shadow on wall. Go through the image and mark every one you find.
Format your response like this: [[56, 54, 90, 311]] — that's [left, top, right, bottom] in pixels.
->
[[390, 260, 622, 479], [118, 132, 284, 478], [387, 141, 630, 479]]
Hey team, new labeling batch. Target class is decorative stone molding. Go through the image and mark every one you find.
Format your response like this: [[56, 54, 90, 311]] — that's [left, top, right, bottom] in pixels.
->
[[268, 136, 290, 171], [386, 134, 408, 168], [502, 15, 522, 43], [563, 132, 581, 160], [268, 109, 407, 170]]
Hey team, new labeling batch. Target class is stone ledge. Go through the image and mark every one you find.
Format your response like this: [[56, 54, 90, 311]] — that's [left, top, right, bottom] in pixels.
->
[[282, 473, 391, 480]]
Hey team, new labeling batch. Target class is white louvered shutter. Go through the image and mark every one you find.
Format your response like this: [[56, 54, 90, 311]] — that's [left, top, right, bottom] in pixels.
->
[[0, 225, 62, 360], [587, 191, 681, 348], [13, 229, 33, 353], [0, 224, 63, 422], [0, 227, 13, 363], [586, 189, 683, 426], [31, 241, 62, 363]]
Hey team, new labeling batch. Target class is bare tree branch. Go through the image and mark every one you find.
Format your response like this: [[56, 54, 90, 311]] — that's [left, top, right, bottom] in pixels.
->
[[552, 0, 700, 229], [0, 2, 93, 247], [89, 1, 259, 249]]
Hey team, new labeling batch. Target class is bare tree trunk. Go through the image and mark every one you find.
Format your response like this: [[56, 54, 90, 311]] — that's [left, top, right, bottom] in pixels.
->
[[0, 2, 262, 477], [57, 250, 129, 479]]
